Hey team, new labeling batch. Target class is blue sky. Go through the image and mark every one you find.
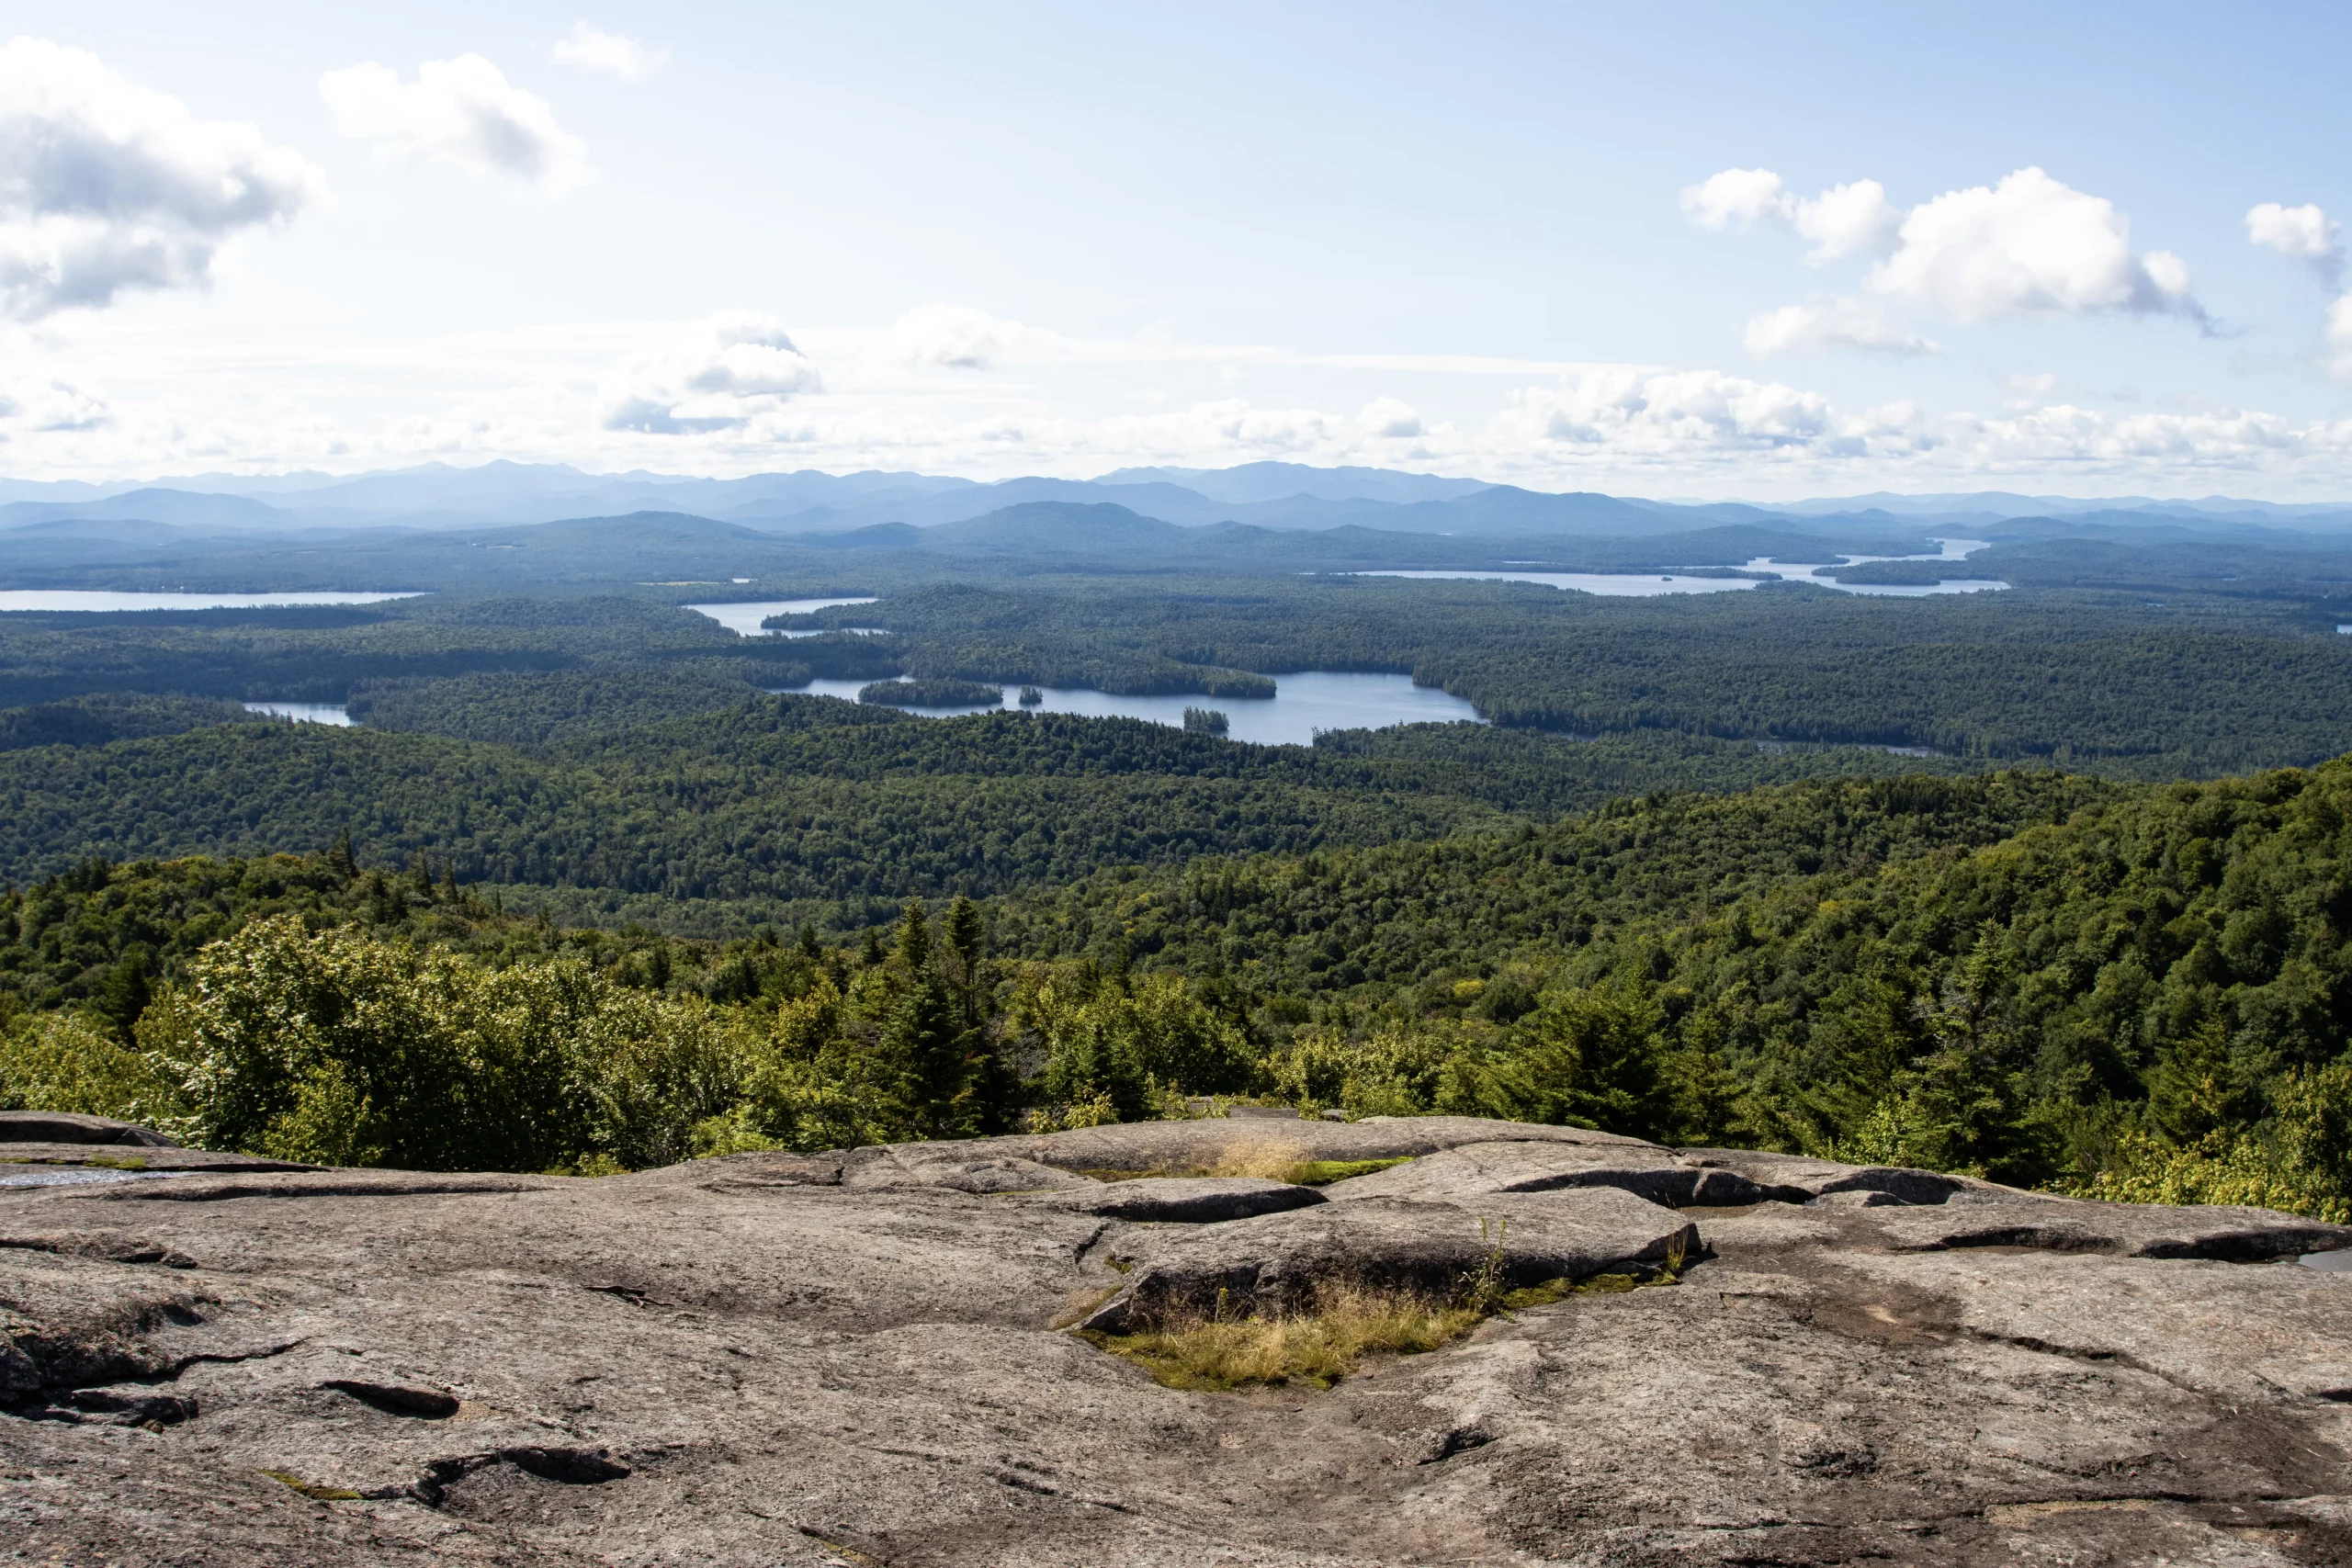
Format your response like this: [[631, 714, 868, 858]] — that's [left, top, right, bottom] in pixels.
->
[[6, 1, 2352, 496]]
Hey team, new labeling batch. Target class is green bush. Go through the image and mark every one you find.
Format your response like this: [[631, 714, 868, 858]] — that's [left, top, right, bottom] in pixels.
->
[[0, 1011, 187, 1127]]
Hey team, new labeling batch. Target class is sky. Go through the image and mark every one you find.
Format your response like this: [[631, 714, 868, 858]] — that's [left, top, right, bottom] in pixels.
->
[[6, 2, 2352, 498]]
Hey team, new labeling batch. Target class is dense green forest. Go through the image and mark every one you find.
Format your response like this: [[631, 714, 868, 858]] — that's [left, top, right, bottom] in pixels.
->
[[6, 757, 2350, 1218], [0, 698, 1978, 932], [5, 498, 2352, 1213], [6, 528, 2352, 778]]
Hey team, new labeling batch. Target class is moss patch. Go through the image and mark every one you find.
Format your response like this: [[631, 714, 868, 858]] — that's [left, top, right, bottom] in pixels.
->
[[259, 1468, 361, 1501]]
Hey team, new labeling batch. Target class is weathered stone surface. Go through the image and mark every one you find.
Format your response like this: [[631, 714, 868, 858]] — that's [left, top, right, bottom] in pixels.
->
[[0, 1143, 316, 1175], [1679, 1145, 2007, 1203], [0, 1111, 182, 1147], [1323, 1138, 1766, 1206], [1078, 1186, 1699, 1332], [840, 1145, 1093, 1193], [1026, 1175, 1326, 1224], [2, 1114, 2352, 1564], [933, 1112, 1650, 1176]]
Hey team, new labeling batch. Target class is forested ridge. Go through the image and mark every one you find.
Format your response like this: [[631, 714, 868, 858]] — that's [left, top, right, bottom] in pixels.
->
[[6, 505, 2352, 1213], [0, 697, 1996, 931], [6, 755, 2352, 1217], [6, 566, 2352, 777]]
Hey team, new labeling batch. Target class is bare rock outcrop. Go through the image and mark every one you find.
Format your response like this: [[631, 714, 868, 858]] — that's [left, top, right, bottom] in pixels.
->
[[1, 1113, 2351, 1564]]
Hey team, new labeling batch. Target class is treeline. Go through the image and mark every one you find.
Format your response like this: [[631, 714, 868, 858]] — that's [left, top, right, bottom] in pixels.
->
[[0, 696, 1989, 932], [11, 755, 2352, 1220], [857, 575, 2352, 776], [1002, 759, 2352, 1213]]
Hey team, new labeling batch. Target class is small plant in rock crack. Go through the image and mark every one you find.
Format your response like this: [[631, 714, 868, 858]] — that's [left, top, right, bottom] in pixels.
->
[[1461, 1215, 1511, 1319]]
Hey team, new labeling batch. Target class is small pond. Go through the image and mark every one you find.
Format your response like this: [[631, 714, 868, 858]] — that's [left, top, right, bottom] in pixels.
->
[[779, 671, 1486, 747], [685, 597, 879, 637]]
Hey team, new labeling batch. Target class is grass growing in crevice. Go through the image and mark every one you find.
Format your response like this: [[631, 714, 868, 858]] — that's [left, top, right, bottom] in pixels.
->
[[1084, 1283, 1486, 1391], [1083, 1225, 1695, 1391], [1070, 1147, 1414, 1188]]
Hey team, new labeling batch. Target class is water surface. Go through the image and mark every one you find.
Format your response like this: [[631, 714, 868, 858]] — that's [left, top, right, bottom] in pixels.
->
[[781, 671, 1484, 746], [685, 598, 878, 637], [1353, 539, 2007, 598]]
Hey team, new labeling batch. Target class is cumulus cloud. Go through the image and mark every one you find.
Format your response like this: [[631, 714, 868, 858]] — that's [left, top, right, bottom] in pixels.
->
[[1744, 296, 1938, 356], [1691, 164, 2206, 348], [320, 55, 592, 192], [0, 38, 321, 319], [884, 304, 1064, 370], [552, 23, 666, 81], [1359, 397, 1423, 438], [1876, 168, 2200, 323], [600, 311, 821, 434], [1498, 367, 1835, 456], [2247, 201, 2340, 280], [1681, 170, 1899, 261]]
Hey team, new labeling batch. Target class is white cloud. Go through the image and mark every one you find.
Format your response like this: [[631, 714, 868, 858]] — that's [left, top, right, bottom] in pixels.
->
[[883, 304, 1065, 370], [1681, 167, 1792, 231], [1691, 164, 2206, 349], [320, 55, 592, 192], [1680, 169, 1898, 262], [1874, 168, 2200, 323], [1744, 296, 1938, 356], [2247, 201, 2340, 278], [1497, 367, 1835, 456], [0, 38, 321, 319], [552, 23, 666, 81], [600, 312, 821, 434], [1359, 397, 1423, 438]]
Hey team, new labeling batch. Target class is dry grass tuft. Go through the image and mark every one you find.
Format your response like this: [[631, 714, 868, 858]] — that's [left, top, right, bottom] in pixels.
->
[[1086, 1283, 1484, 1391], [1204, 1137, 1313, 1182]]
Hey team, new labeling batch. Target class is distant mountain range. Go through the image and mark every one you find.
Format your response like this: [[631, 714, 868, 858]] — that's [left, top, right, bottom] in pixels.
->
[[0, 459, 2346, 544]]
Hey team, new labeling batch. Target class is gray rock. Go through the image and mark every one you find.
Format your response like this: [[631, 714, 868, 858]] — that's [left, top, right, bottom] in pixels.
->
[[1078, 1187, 1699, 1332], [840, 1145, 1094, 1193], [1, 1120, 2351, 1564], [916, 1111, 1650, 1177], [1027, 1176, 1328, 1224], [1679, 1145, 2005, 1203], [0, 1111, 182, 1148], [1323, 1138, 1770, 1206]]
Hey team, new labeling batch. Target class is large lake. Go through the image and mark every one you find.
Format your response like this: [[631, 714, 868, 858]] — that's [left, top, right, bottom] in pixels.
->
[[785, 671, 1485, 746], [685, 597, 880, 637], [0, 591, 420, 612], [1354, 539, 2007, 598], [240, 672, 1482, 744]]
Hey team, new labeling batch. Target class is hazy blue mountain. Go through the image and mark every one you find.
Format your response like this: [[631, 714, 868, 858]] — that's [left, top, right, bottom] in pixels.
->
[[1092, 460, 1489, 505], [0, 490, 297, 531]]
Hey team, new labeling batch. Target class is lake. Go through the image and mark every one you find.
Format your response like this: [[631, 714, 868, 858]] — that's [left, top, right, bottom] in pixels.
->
[[243, 702, 356, 726], [685, 597, 879, 637], [781, 671, 1486, 746], [1353, 539, 2008, 598], [0, 591, 421, 612]]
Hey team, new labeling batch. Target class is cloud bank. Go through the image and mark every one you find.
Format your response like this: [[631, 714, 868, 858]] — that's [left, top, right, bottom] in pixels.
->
[[1690, 165, 2205, 354], [321, 55, 593, 192], [600, 312, 822, 434], [0, 38, 321, 320]]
